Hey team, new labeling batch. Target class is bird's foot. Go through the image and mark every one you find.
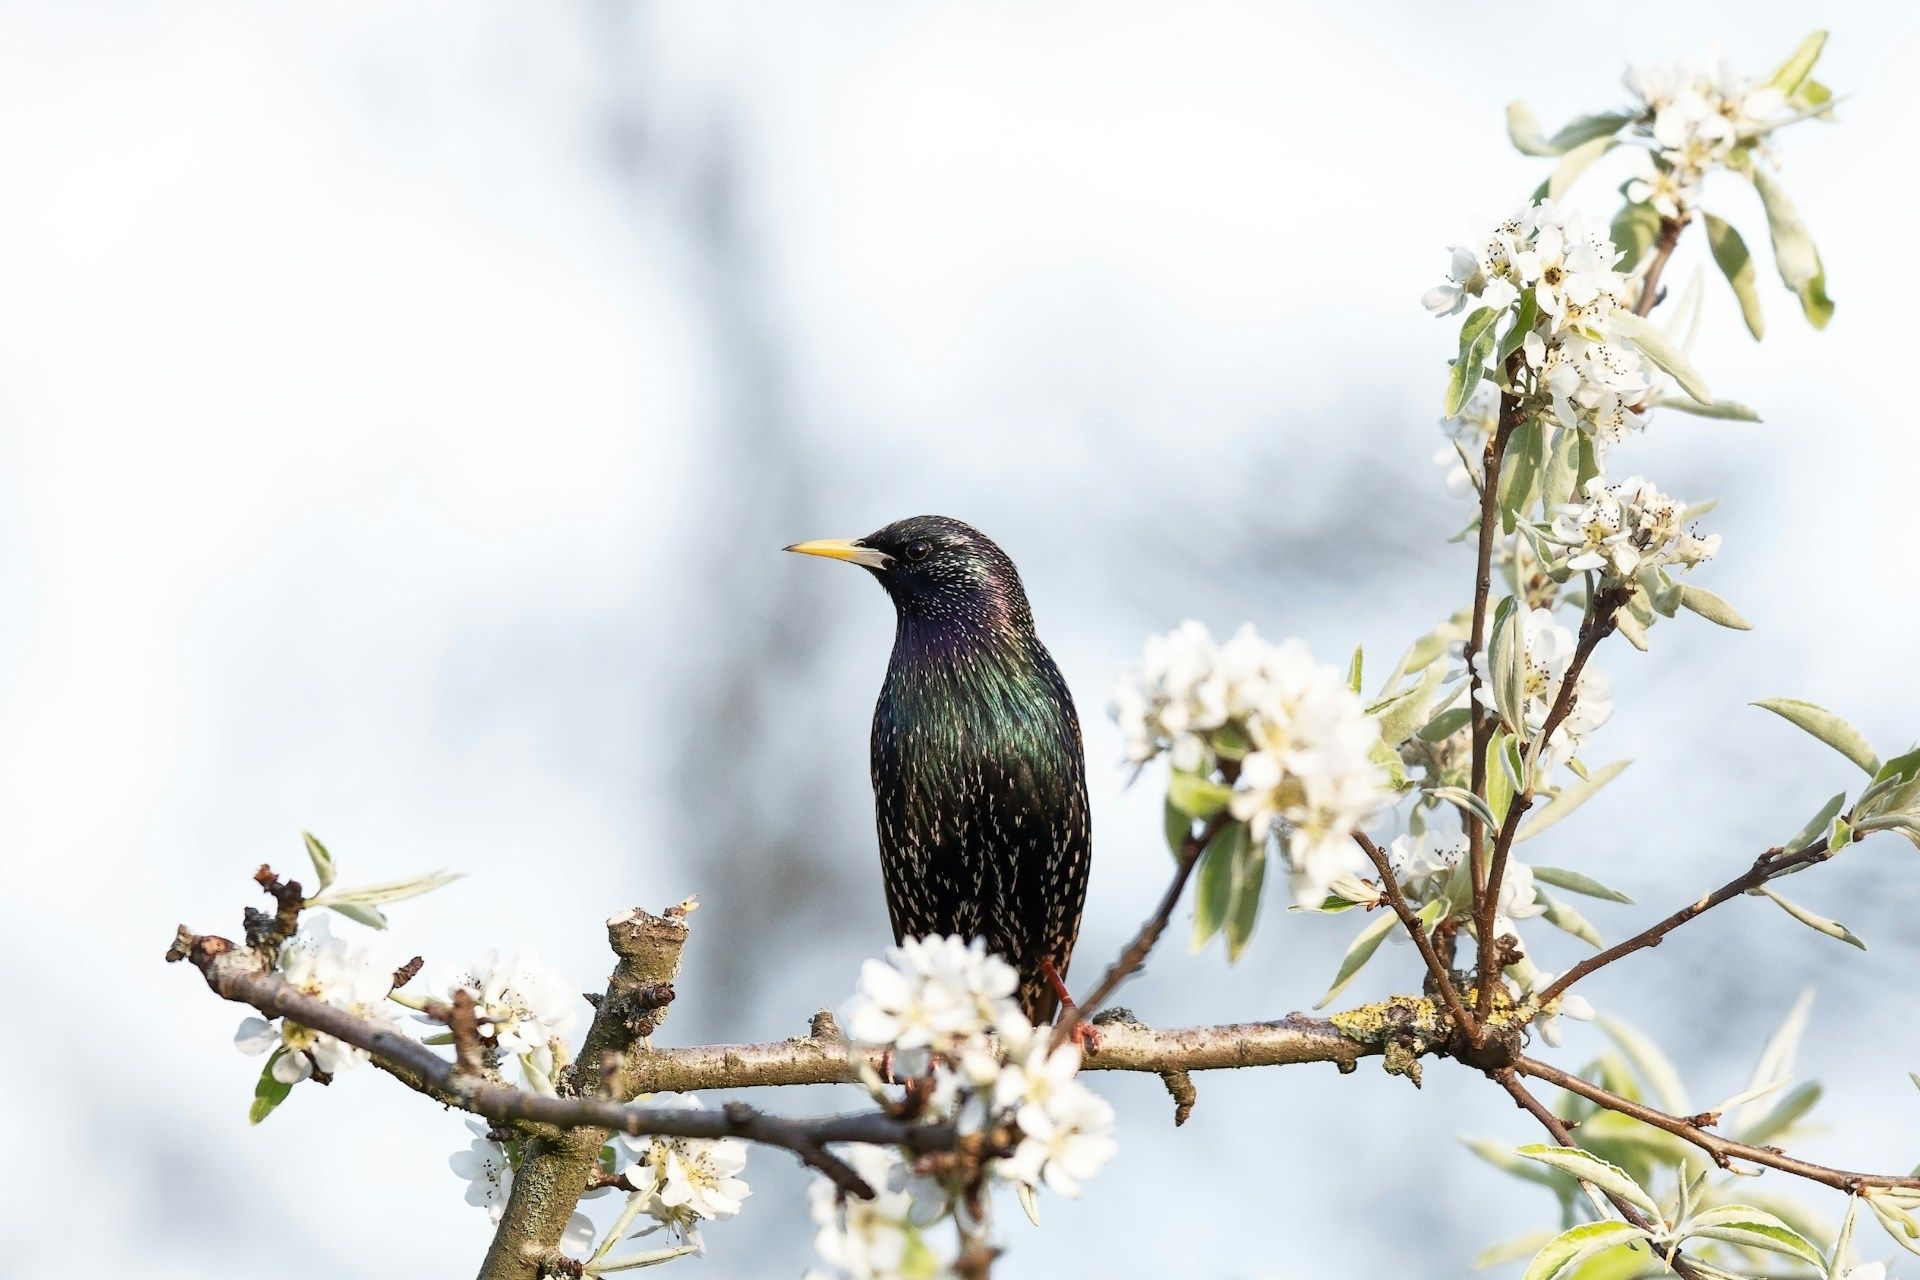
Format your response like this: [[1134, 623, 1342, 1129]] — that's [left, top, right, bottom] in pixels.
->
[[1039, 959, 1102, 1054]]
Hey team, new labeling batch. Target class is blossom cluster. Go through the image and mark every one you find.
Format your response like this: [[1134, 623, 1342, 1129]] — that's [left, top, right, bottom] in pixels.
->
[[1469, 605, 1614, 771], [1426, 199, 1651, 452], [811, 936, 1119, 1279], [234, 916, 396, 1085], [1547, 475, 1721, 581], [427, 950, 580, 1083], [1111, 622, 1390, 906], [1624, 56, 1792, 218]]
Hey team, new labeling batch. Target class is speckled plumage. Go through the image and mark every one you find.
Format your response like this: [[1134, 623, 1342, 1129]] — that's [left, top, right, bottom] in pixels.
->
[[797, 516, 1091, 1023]]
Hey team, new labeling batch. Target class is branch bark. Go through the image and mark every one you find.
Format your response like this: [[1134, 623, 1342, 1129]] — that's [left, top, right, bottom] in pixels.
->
[[1352, 831, 1478, 1039], [1515, 1055, 1920, 1193], [1466, 393, 1522, 917], [1634, 214, 1690, 318]]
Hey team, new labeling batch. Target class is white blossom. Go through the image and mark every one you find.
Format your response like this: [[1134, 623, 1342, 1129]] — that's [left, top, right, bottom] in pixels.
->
[[808, 1145, 953, 1280], [448, 1119, 594, 1253], [430, 950, 580, 1077], [1625, 54, 1792, 210], [1436, 387, 1499, 496], [993, 1080, 1119, 1198], [1388, 830, 1466, 906], [1109, 619, 1230, 769], [1549, 475, 1720, 579], [1527, 973, 1597, 1048], [233, 916, 396, 1085], [844, 935, 1023, 1065], [616, 1092, 751, 1248], [1471, 607, 1614, 771]]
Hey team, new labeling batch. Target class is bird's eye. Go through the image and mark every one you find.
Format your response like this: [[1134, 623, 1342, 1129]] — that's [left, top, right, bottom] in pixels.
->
[[904, 539, 933, 563]]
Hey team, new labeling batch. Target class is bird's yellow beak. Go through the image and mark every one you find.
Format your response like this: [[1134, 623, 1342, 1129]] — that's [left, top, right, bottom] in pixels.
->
[[784, 538, 891, 569]]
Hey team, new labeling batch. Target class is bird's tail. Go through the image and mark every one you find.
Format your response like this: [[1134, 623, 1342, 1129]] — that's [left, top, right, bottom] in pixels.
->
[[1019, 971, 1061, 1027]]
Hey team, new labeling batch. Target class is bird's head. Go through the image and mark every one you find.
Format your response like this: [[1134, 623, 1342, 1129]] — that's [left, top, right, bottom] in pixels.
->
[[786, 515, 1033, 632]]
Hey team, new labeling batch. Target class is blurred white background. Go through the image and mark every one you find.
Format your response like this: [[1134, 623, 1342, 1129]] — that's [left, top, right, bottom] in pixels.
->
[[1, 2, 1915, 1276]]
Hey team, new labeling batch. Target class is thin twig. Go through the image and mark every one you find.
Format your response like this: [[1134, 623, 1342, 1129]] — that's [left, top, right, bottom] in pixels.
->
[[1466, 394, 1522, 919], [1352, 831, 1478, 1038], [1515, 1055, 1920, 1193], [1634, 215, 1690, 318], [1055, 813, 1228, 1048], [1534, 835, 1836, 1007]]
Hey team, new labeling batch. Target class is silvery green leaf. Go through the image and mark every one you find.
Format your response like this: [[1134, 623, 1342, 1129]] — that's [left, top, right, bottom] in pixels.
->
[[1612, 202, 1663, 275], [1370, 661, 1448, 749], [1610, 309, 1713, 406], [1684, 1206, 1824, 1269], [1539, 891, 1602, 948], [1448, 307, 1501, 417], [1737, 1082, 1821, 1146], [1516, 759, 1631, 844], [1499, 421, 1545, 534], [1165, 799, 1192, 857], [1487, 732, 1523, 825], [1531, 865, 1634, 904], [1703, 1077, 1788, 1122], [1463, 1138, 1567, 1188], [1542, 421, 1580, 511], [1678, 584, 1753, 630], [303, 831, 337, 894], [1867, 1193, 1920, 1256], [1498, 289, 1541, 366], [1430, 786, 1498, 831], [1347, 645, 1364, 694], [1505, 103, 1632, 157], [1169, 771, 1234, 818], [309, 869, 463, 910], [1380, 612, 1470, 692], [1614, 606, 1649, 652], [1191, 822, 1242, 949], [1829, 815, 1854, 853], [1314, 908, 1400, 1009], [323, 900, 389, 930], [250, 1051, 295, 1125], [1597, 1017, 1689, 1112], [1833, 1192, 1860, 1275], [1736, 988, 1813, 1132], [1786, 793, 1846, 854], [1515, 1145, 1664, 1222], [1224, 828, 1267, 963], [1753, 698, 1880, 774], [1704, 213, 1764, 340], [1419, 706, 1472, 743], [1548, 136, 1615, 200], [1474, 1228, 1558, 1270], [1754, 885, 1865, 949], [1491, 596, 1527, 734], [1747, 164, 1834, 329], [1764, 30, 1828, 96], [1520, 1220, 1652, 1280]]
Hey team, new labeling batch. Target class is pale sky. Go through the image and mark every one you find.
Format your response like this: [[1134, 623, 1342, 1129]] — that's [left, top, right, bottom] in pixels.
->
[[2, 3, 1915, 1276]]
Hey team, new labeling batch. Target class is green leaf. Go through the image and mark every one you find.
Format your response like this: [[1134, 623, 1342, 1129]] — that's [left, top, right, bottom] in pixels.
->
[[1597, 1017, 1688, 1112], [1498, 289, 1541, 366], [1737, 1081, 1821, 1145], [1611, 202, 1664, 276], [1521, 1220, 1652, 1280], [1703, 213, 1764, 341], [1347, 645, 1364, 694], [1515, 1145, 1665, 1222], [1677, 584, 1752, 630], [1490, 595, 1527, 735], [1499, 420, 1545, 533], [1531, 865, 1634, 905], [1754, 886, 1866, 949], [303, 832, 337, 894], [1164, 799, 1192, 858], [1539, 891, 1602, 948], [1753, 698, 1880, 774], [1736, 988, 1813, 1132], [1190, 823, 1242, 949], [1464, 1137, 1567, 1188], [1486, 731, 1519, 825], [1866, 1193, 1920, 1257], [1650, 394, 1762, 421], [1685, 1206, 1825, 1269], [250, 1051, 295, 1125], [1785, 792, 1846, 854], [1765, 31, 1828, 96], [1748, 164, 1834, 329], [1447, 306, 1501, 417], [1610, 309, 1712, 406], [1506, 102, 1635, 157], [1224, 830, 1268, 963], [323, 901, 389, 929], [1169, 771, 1235, 818], [1419, 706, 1472, 743], [1474, 1229, 1559, 1270], [1370, 661, 1448, 749], [1314, 908, 1400, 1009], [1548, 136, 1615, 200], [1430, 785, 1498, 831], [1518, 760, 1632, 844]]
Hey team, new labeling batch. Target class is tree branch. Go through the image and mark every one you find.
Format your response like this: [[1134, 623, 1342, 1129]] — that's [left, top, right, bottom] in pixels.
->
[[1054, 812, 1228, 1047], [1634, 214, 1690, 318], [1467, 393, 1522, 920], [1515, 1055, 1920, 1194], [1533, 834, 1837, 1007], [1352, 831, 1478, 1039]]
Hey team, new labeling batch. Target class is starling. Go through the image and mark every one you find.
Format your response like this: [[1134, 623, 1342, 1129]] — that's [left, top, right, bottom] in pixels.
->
[[787, 516, 1091, 1027]]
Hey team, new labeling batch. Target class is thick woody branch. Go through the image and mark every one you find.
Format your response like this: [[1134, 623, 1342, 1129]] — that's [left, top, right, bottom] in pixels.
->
[[1515, 1055, 1920, 1194]]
